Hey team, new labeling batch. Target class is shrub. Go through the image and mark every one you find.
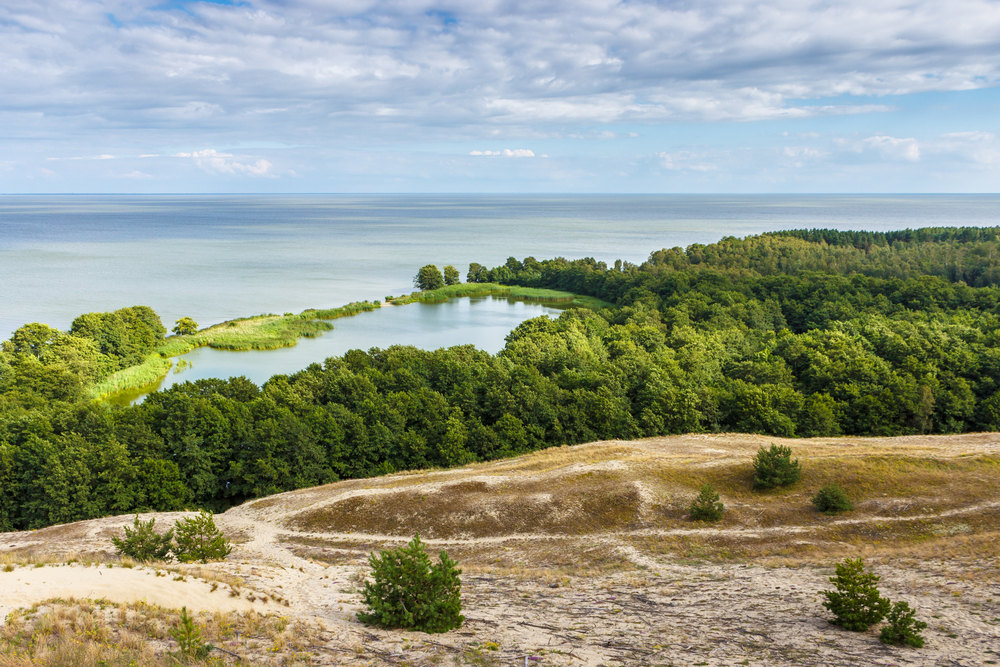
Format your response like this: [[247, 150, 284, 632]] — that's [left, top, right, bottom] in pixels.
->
[[821, 557, 890, 631], [173, 510, 232, 564], [170, 606, 213, 659], [111, 515, 174, 562], [752, 444, 801, 490], [880, 600, 927, 648], [689, 483, 724, 521], [358, 534, 464, 633], [172, 317, 199, 336], [812, 484, 854, 514]]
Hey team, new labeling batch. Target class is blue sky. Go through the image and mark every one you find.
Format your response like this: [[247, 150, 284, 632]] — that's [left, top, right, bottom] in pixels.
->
[[2, 0, 999, 193]]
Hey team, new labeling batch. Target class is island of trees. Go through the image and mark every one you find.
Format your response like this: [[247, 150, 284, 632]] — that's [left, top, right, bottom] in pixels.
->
[[3, 226, 1000, 531]]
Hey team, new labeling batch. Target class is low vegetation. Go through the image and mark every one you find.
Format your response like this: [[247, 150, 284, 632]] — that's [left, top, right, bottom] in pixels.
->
[[880, 600, 929, 648], [689, 483, 724, 521], [822, 557, 891, 631], [358, 534, 464, 633], [812, 483, 854, 515], [112, 512, 231, 564], [0, 598, 321, 666]]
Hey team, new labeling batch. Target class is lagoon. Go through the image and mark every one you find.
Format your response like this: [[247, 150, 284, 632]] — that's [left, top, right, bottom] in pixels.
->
[[109, 295, 564, 404]]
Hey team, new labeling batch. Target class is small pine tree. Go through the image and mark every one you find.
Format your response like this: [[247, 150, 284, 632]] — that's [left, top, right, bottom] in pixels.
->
[[170, 606, 212, 659], [822, 557, 890, 631], [689, 484, 725, 522], [111, 515, 174, 562], [173, 510, 232, 564], [752, 444, 801, 490], [358, 533, 464, 633], [812, 484, 854, 515], [880, 600, 928, 648]]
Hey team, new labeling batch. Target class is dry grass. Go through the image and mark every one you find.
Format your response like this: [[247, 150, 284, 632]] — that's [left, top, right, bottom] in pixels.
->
[[0, 598, 322, 666]]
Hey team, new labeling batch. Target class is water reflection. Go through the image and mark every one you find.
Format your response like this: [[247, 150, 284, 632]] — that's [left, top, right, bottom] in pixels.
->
[[108, 296, 562, 405]]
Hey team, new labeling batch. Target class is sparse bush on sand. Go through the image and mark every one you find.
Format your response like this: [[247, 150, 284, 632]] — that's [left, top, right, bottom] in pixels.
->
[[752, 444, 801, 490], [111, 515, 174, 562], [880, 600, 928, 648], [822, 557, 890, 631], [173, 510, 232, 564], [689, 483, 725, 522], [358, 534, 464, 633]]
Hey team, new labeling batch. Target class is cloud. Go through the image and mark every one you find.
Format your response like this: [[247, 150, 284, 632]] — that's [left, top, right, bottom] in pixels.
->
[[656, 151, 719, 172], [470, 149, 535, 157], [176, 149, 274, 176], [119, 170, 152, 178]]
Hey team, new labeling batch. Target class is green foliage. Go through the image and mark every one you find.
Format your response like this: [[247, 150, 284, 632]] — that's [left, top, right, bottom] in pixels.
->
[[172, 510, 232, 564], [414, 264, 445, 291], [689, 483, 724, 521], [812, 483, 854, 515], [358, 534, 464, 633], [170, 607, 213, 659], [172, 317, 199, 336], [879, 600, 928, 648], [751, 444, 801, 490], [443, 265, 460, 286], [467, 262, 489, 283], [111, 515, 174, 562], [822, 557, 891, 631]]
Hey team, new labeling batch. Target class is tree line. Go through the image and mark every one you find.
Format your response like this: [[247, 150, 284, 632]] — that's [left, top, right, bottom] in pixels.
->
[[3, 228, 1000, 531]]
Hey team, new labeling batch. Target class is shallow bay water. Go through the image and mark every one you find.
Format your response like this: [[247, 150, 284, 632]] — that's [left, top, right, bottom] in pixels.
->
[[5, 194, 1000, 341], [109, 296, 563, 403]]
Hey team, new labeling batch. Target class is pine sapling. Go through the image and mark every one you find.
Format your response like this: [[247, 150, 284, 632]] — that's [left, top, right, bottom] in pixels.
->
[[358, 533, 464, 633], [812, 483, 854, 515], [173, 510, 232, 564], [111, 515, 174, 562], [689, 483, 725, 522], [821, 557, 890, 631], [880, 600, 928, 648], [751, 444, 801, 490]]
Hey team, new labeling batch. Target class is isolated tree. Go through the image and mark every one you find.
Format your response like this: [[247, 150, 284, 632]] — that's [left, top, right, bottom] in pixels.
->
[[414, 265, 445, 291], [822, 557, 890, 631], [173, 510, 232, 563], [111, 515, 174, 562], [172, 317, 199, 336], [812, 483, 854, 515], [358, 534, 464, 633], [443, 265, 460, 286], [752, 444, 801, 490], [689, 483, 725, 521]]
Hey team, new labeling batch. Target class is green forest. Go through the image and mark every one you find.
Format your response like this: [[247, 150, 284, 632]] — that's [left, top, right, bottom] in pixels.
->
[[3, 227, 1000, 532]]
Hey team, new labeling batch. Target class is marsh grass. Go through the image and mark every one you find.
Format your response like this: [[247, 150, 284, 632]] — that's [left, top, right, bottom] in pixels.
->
[[87, 354, 173, 401], [0, 598, 321, 666], [390, 283, 610, 308]]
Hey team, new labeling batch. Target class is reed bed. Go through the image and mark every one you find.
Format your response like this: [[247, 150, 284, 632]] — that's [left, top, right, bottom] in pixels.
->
[[87, 354, 173, 402]]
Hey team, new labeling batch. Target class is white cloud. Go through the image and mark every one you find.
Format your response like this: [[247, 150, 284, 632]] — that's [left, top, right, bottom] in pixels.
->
[[97, 154, 115, 160], [119, 170, 152, 179], [861, 135, 922, 161], [470, 149, 535, 157], [177, 149, 274, 176]]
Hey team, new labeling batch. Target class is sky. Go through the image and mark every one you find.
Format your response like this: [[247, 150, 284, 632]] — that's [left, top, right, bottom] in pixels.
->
[[2, 0, 999, 193]]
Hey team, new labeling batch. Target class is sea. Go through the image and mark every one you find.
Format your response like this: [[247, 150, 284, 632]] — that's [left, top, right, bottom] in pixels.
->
[[3, 194, 999, 395]]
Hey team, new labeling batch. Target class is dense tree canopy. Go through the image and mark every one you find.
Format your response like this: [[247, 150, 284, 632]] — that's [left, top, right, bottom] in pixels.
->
[[3, 228, 1000, 532]]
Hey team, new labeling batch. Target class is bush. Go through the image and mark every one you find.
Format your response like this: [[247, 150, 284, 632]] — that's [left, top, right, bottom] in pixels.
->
[[111, 515, 174, 562], [812, 484, 854, 514], [173, 510, 232, 564], [170, 606, 213, 659], [358, 534, 464, 633], [752, 444, 801, 490], [821, 557, 890, 631], [880, 600, 928, 648], [689, 483, 724, 521]]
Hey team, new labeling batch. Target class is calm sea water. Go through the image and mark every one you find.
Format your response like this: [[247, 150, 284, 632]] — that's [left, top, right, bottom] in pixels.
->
[[3, 194, 1000, 345]]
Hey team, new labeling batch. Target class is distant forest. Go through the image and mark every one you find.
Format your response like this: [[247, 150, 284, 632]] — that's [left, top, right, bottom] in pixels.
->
[[4, 226, 1000, 531]]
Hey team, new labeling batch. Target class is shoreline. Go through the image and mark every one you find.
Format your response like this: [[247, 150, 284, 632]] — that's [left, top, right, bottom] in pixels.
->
[[92, 285, 606, 404]]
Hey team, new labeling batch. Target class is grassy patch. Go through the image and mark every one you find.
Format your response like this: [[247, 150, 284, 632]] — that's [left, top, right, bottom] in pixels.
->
[[87, 354, 173, 401], [389, 283, 612, 308], [0, 598, 321, 666]]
